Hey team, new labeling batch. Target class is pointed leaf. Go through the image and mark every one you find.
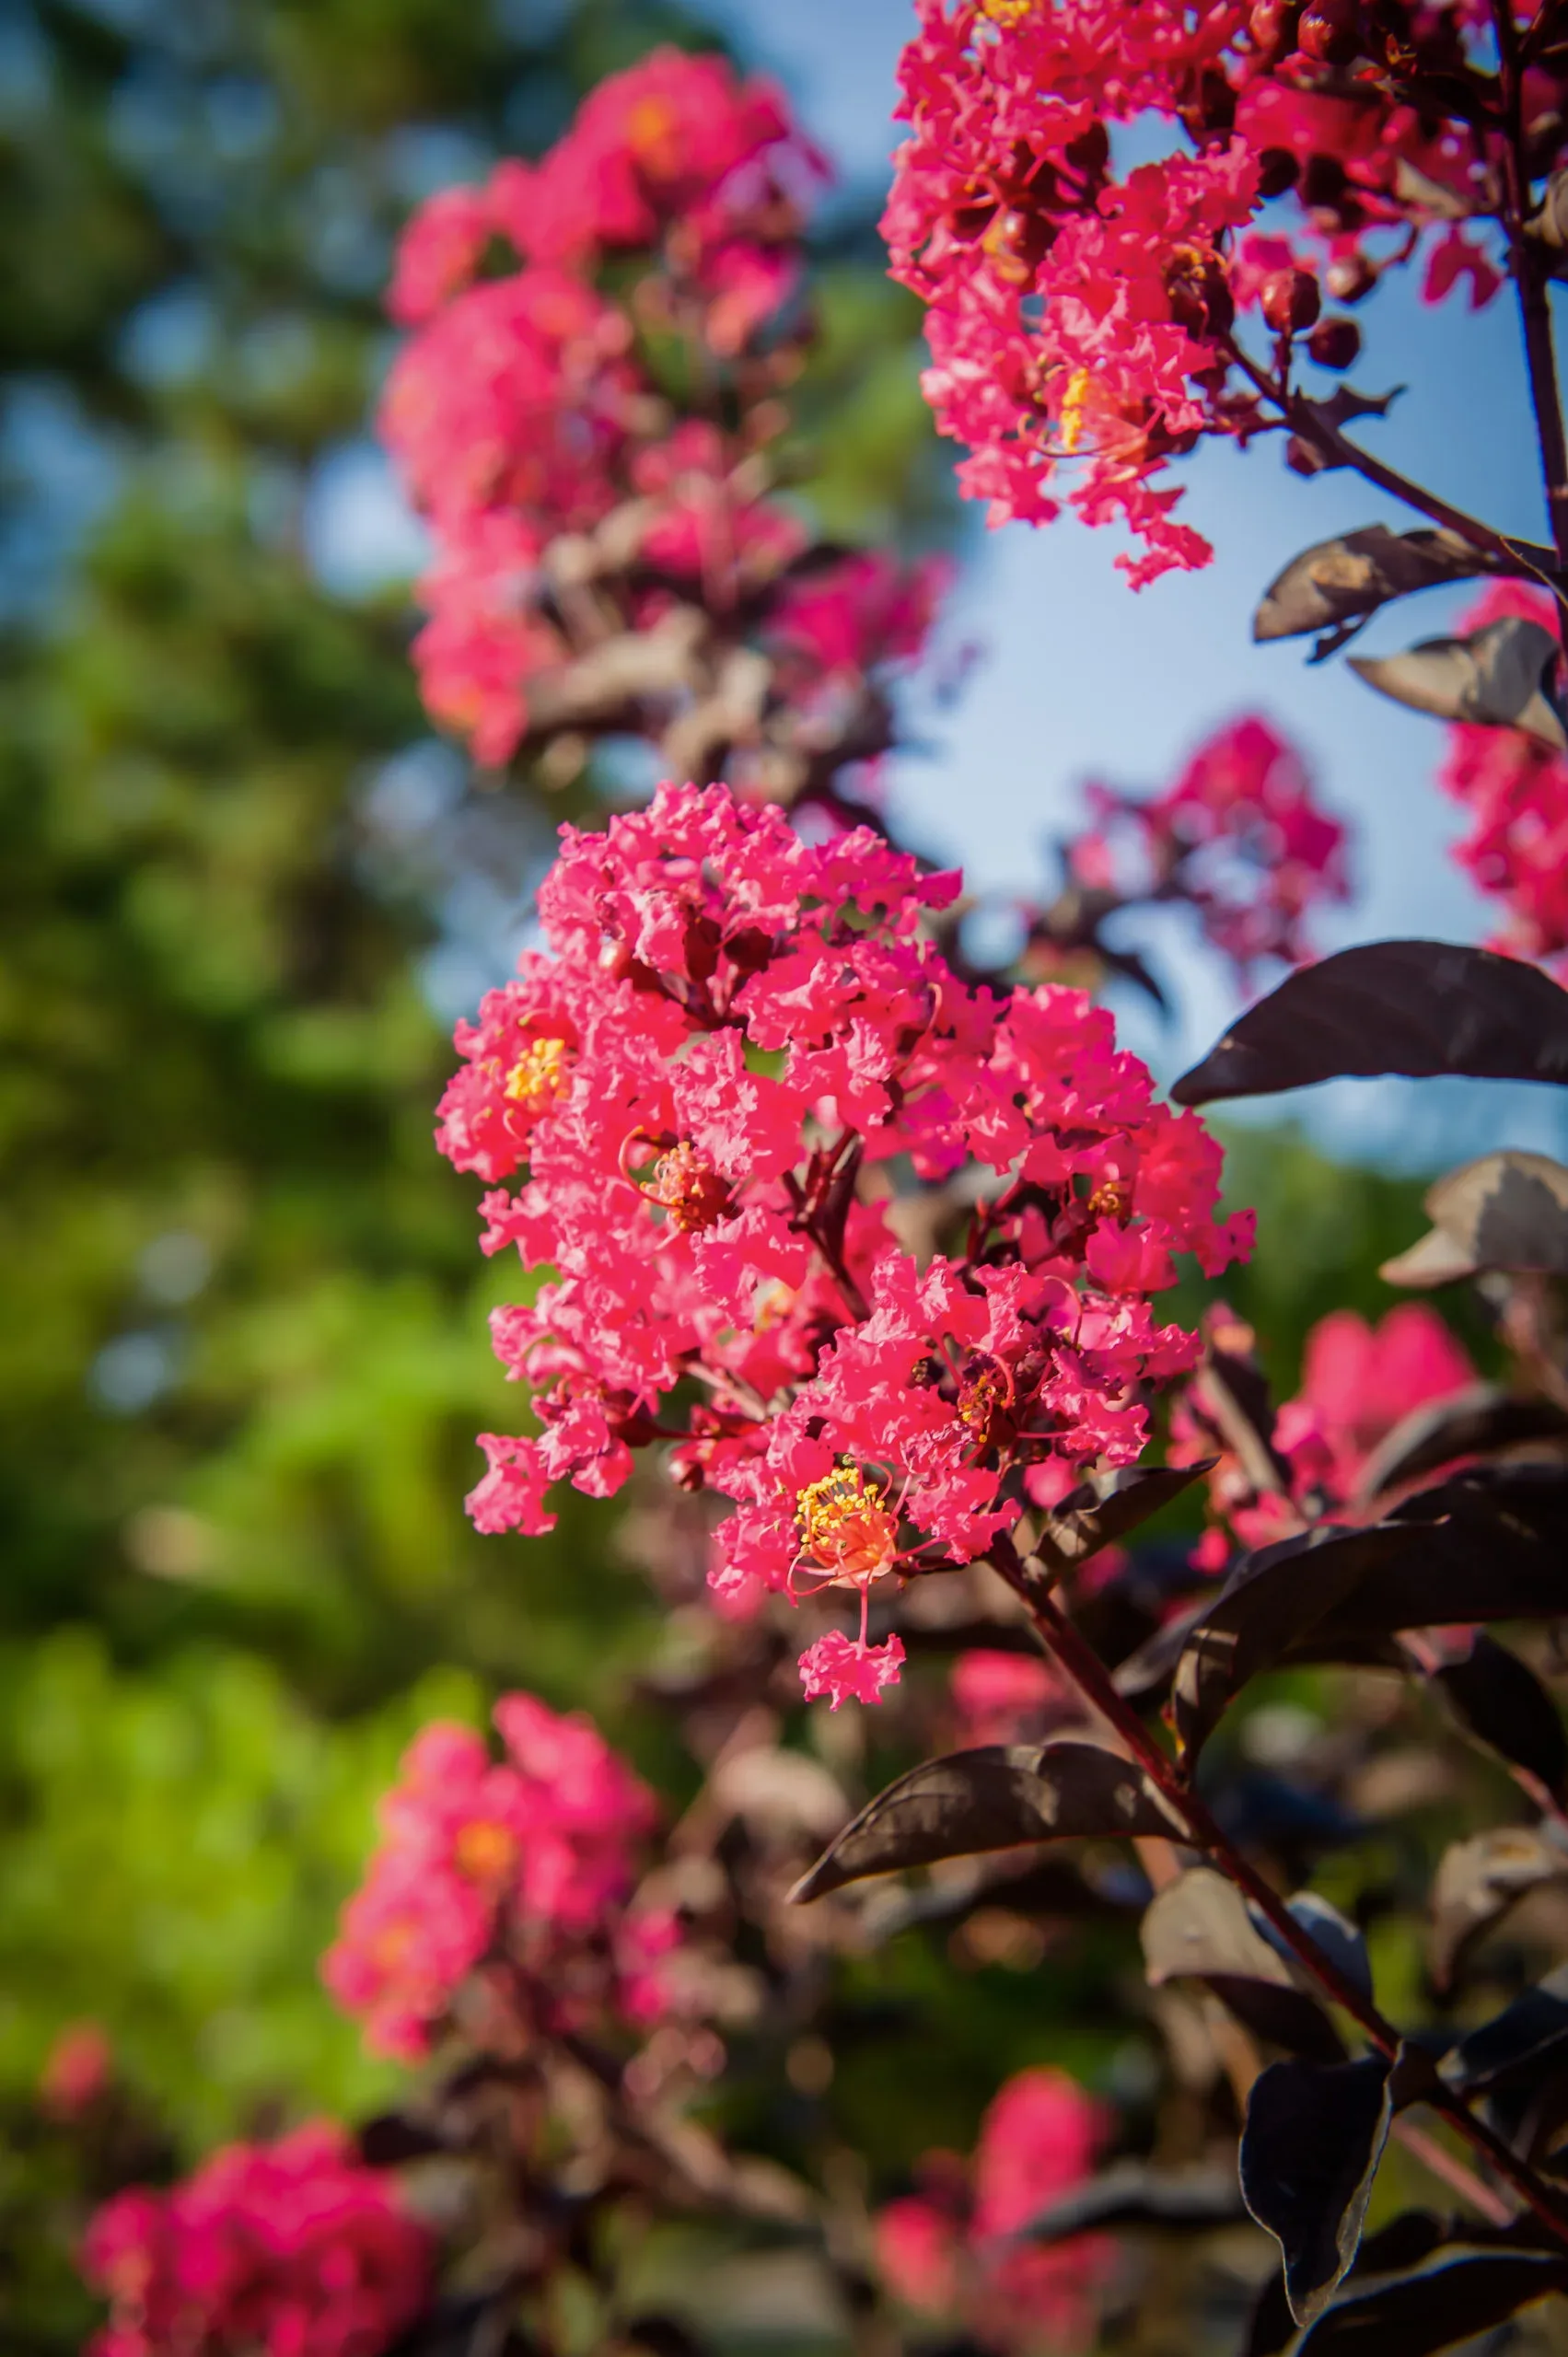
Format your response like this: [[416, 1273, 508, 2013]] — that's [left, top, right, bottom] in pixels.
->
[[1440, 1962, 1568, 2096], [1428, 1632, 1568, 1803], [1240, 2055, 1394, 2326], [1009, 2159, 1246, 2245], [1255, 1894, 1373, 2001], [1429, 1826, 1568, 1990], [1033, 1459, 1214, 1580], [1383, 1149, 1568, 1289], [1144, 1871, 1350, 2060], [1172, 941, 1568, 1108], [1253, 526, 1494, 645], [1286, 2235, 1568, 2355], [1350, 617, 1565, 749], [1298, 1467, 1568, 1662], [789, 1740, 1186, 1903], [1353, 1385, 1568, 1502], [1143, 1866, 1297, 1988], [1172, 1524, 1417, 1761]]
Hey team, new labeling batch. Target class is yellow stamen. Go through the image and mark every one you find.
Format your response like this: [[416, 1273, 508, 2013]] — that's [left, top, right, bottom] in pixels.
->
[[1058, 366, 1093, 455], [796, 1464, 900, 1581], [979, 0, 1035, 20], [505, 1034, 571, 1113]]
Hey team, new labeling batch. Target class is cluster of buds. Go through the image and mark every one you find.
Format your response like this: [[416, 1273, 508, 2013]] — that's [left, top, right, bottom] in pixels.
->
[[441, 779, 1252, 1707], [883, 0, 1539, 575], [383, 48, 947, 808]]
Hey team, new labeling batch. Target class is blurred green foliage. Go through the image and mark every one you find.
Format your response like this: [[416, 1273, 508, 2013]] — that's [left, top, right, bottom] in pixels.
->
[[0, 0, 953, 2250]]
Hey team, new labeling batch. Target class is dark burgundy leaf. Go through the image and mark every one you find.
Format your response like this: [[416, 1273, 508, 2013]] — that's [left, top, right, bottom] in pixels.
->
[[1254, 1892, 1373, 2000], [1033, 1460, 1214, 1581], [1296, 1469, 1568, 1658], [1381, 1149, 1568, 1290], [1205, 1976, 1349, 2065], [1350, 616, 1565, 749], [356, 2113, 448, 2166], [1429, 1632, 1568, 1804], [1143, 1866, 1299, 1987], [1354, 1385, 1568, 1502], [1171, 1524, 1417, 1761], [1253, 525, 1494, 646], [789, 1741, 1185, 1903], [1240, 2054, 1393, 2326], [1287, 2238, 1568, 2354], [1010, 2160, 1246, 2245], [1428, 1825, 1568, 1990], [1112, 1598, 1208, 1702], [1170, 942, 1568, 1108], [1440, 1963, 1568, 2096], [1144, 1871, 1351, 2060], [1246, 2217, 1449, 2357], [1192, 1339, 1293, 1497]]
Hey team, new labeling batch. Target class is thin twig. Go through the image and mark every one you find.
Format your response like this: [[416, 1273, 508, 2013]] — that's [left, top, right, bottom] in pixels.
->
[[1493, 0, 1568, 586], [1225, 335, 1561, 590]]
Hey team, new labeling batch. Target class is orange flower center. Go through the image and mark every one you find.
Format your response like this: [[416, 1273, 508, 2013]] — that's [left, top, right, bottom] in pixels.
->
[[796, 1465, 900, 1581], [505, 1035, 572, 1114], [370, 1918, 419, 1972], [453, 1818, 520, 1888], [647, 1141, 734, 1234]]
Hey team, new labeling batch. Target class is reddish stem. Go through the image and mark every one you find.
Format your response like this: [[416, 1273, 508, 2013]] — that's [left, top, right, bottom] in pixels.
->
[[1225, 335, 1561, 589], [1492, 0, 1568, 589], [985, 1538, 1568, 2247]]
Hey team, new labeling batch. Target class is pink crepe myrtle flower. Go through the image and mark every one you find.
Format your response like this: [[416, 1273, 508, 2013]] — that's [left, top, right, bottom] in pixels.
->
[[39, 2020, 112, 2119], [1286, 1303, 1476, 1501], [1433, 585, 1568, 975], [1070, 714, 1350, 982], [80, 2121, 431, 2357], [949, 1649, 1063, 1747], [321, 1696, 677, 2062], [442, 781, 1251, 1708], [882, 1, 1523, 571], [877, 2067, 1112, 2351]]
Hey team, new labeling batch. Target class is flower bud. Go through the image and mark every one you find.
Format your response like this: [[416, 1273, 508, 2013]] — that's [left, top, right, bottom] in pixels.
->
[[1249, 0, 1300, 57], [1164, 250, 1236, 339], [1307, 315, 1361, 368], [1326, 251, 1377, 303], [1301, 153, 1349, 208], [1296, 0, 1364, 64], [1260, 267, 1322, 334], [1256, 146, 1301, 200]]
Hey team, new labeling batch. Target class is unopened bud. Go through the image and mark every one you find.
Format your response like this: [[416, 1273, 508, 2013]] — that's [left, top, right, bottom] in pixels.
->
[[1249, 0, 1300, 56], [1296, 0, 1364, 64], [1326, 252, 1377, 303], [1301, 153, 1349, 208], [1307, 315, 1361, 368], [1165, 250, 1236, 338], [1260, 267, 1322, 334], [1256, 146, 1301, 200]]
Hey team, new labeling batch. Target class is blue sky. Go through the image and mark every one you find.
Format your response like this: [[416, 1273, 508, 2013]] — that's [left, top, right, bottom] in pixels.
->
[[697, 0, 1568, 1167]]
